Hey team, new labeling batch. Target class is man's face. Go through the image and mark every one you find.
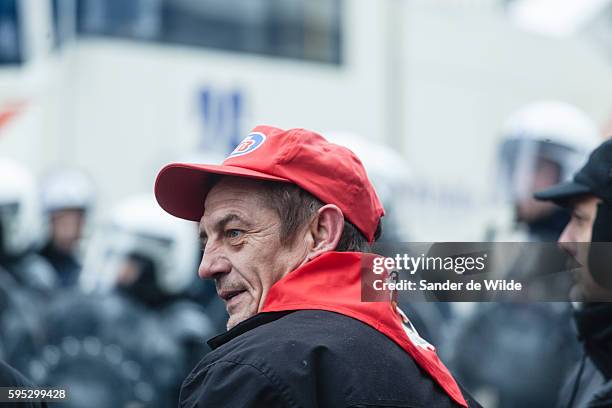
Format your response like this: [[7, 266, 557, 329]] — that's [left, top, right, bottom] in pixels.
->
[[515, 157, 561, 223], [50, 208, 86, 252], [198, 178, 310, 330], [558, 195, 606, 301]]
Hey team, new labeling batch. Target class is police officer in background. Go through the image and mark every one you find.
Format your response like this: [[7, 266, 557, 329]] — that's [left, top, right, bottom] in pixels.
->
[[534, 139, 612, 408], [39, 168, 95, 287], [494, 101, 600, 241], [0, 160, 51, 395], [0, 158, 57, 294], [18, 194, 217, 408], [80, 194, 217, 377], [450, 101, 599, 407], [81, 194, 213, 311]]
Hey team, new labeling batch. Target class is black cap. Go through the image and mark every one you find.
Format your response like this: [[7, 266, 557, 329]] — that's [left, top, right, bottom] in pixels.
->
[[534, 139, 612, 204]]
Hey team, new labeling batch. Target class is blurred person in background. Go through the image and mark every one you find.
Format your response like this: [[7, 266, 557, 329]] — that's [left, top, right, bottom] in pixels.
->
[[24, 193, 218, 407], [0, 159, 57, 401], [39, 168, 95, 287], [80, 194, 217, 374], [450, 101, 600, 408], [155, 126, 481, 408], [534, 139, 612, 408], [82, 194, 208, 308], [495, 101, 600, 241], [0, 158, 57, 294]]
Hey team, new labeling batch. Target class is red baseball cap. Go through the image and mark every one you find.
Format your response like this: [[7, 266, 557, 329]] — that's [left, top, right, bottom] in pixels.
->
[[154, 125, 385, 242]]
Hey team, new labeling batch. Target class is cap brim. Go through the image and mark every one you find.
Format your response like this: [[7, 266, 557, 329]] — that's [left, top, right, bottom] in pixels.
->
[[533, 181, 592, 205], [155, 163, 290, 221]]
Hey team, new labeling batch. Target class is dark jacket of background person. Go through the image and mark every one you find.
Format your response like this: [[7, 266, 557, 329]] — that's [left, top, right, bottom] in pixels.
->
[[0, 360, 47, 408], [452, 302, 579, 408], [38, 241, 81, 287], [558, 303, 612, 408], [180, 309, 481, 408]]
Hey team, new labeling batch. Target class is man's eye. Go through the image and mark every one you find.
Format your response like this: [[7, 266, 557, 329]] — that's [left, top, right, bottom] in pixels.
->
[[225, 229, 243, 239]]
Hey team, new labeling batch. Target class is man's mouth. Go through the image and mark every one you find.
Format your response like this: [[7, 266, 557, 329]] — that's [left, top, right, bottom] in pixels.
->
[[218, 289, 247, 302]]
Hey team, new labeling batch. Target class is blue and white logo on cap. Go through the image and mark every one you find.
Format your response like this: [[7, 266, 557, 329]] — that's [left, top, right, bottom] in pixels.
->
[[228, 132, 266, 158]]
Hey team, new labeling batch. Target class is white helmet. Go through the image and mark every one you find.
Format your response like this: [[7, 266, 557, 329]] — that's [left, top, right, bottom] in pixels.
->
[[498, 100, 601, 202], [81, 194, 199, 295], [40, 168, 95, 213], [324, 131, 412, 240], [0, 158, 43, 256]]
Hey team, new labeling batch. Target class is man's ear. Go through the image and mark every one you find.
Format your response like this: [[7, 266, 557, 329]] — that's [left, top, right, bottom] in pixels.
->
[[305, 204, 344, 261]]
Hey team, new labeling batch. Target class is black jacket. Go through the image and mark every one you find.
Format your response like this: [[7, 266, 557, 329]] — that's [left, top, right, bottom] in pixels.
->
[[180, 309, 481, 408], [558, 303, 612, 408]]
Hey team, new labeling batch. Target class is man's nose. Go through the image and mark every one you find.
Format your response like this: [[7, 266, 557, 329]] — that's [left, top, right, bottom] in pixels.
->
[[198, 246, 231, 280], [558, 225, 576, 257]]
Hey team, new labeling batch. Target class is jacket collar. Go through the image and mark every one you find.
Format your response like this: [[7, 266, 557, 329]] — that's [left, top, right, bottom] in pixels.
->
[[207, 310, 293, 350]]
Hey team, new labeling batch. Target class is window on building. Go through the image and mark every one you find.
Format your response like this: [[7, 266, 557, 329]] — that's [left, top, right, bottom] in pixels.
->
[[0, 0, 22, 65], [76, 0, 342, 64]]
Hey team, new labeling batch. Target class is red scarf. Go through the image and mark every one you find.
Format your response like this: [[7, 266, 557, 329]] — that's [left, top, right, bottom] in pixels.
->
[[261, 251, 468, 408]]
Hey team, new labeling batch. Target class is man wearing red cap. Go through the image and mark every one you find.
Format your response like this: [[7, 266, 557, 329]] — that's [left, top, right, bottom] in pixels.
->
[[155, 126, 479, 407]]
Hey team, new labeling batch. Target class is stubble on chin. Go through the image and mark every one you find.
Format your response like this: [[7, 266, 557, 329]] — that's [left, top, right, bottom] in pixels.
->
[[226, 300, 257, 330]]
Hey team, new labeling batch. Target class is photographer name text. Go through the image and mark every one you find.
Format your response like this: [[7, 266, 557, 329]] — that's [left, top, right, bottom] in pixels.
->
[[372, 278, 522, 292]]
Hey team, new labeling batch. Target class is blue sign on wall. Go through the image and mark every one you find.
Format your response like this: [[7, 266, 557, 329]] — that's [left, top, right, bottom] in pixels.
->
[[198, 87, 245, 155]]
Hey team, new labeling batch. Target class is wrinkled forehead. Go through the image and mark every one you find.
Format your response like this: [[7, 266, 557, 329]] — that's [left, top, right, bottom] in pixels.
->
[[200, 177, 275, 227], [204, 177, 269, 208]]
